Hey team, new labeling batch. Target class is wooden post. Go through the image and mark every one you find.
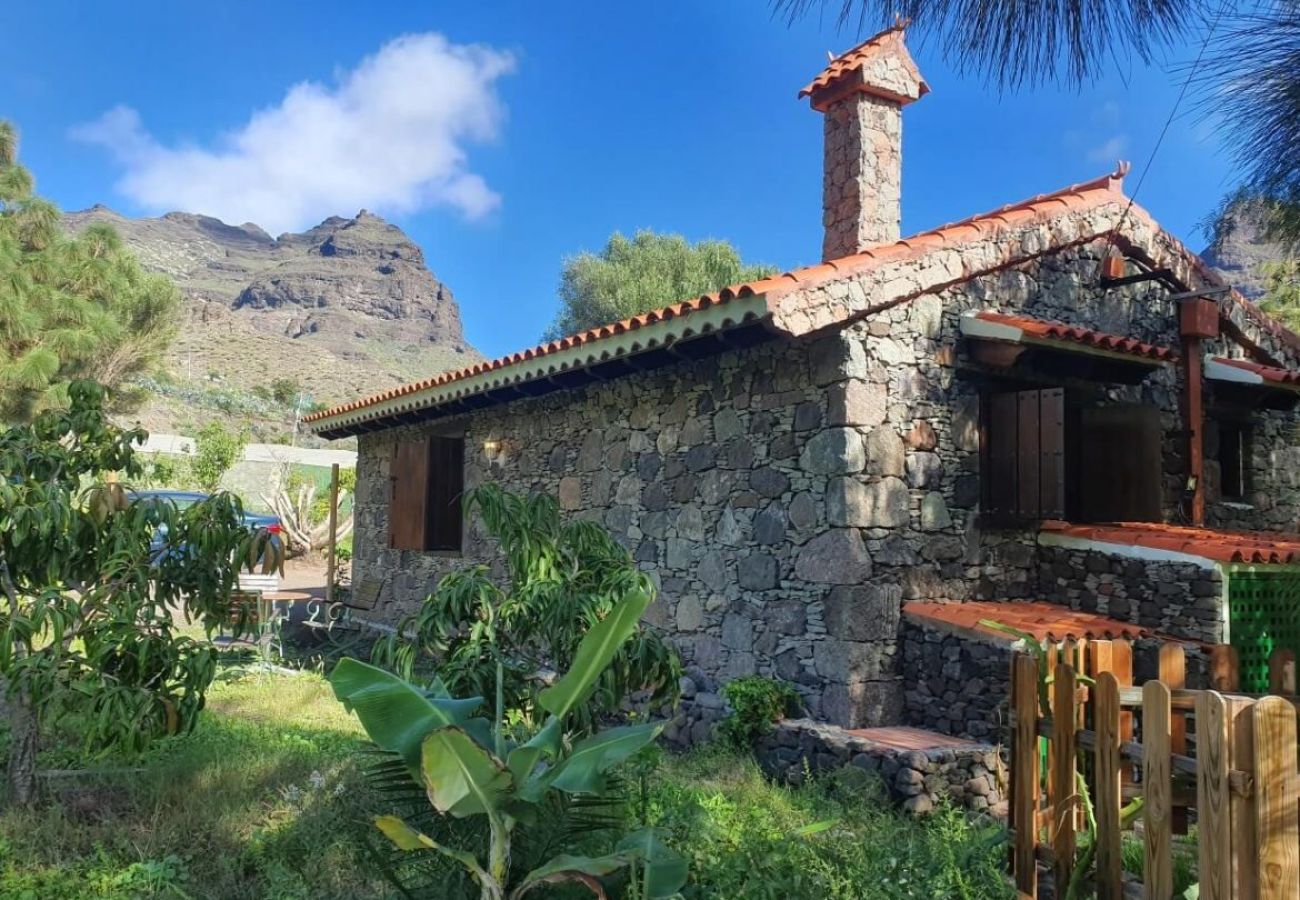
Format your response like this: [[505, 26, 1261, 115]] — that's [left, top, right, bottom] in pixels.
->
[[1052, 663, 1078, 892], [1159, 643, 1189, 834], [1253, 697, 1299, 899], [1011, 652, 1040, 897], [1095, 671, 1123, 900], [1209, 644, 1240, 693], [1228, 698, 1258, 899], [1197, 690, 1232, 900], [325, 462, 340, 606], [1143, 680, 1172, 900], [1113, 640, 1135, 789], [1269, 648, 1297, 696]]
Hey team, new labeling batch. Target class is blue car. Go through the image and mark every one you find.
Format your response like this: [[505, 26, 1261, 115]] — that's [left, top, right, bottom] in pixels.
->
[[128, 490, 284, 592]]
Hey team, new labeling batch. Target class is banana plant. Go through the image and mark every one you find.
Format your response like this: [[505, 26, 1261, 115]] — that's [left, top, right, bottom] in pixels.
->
[[332, 587, 687, 900]]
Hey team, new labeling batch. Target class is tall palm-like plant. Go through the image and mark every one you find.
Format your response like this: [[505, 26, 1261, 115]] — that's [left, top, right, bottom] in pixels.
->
[[775, 1, 1300, 249], [333, 588, 688, 900]]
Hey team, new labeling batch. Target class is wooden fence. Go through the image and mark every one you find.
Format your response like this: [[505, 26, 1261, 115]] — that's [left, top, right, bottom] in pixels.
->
[[1010, 640, 1300, 899]]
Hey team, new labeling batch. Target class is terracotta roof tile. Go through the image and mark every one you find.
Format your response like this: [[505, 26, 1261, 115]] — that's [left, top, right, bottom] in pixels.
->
[[1207, 356, 1300, 386], [970, 310, 1179, 362], [306, 166, 1131, 430], [798, 23, 929, 107], [1040, 520, 1300, 565], [902, 600, 1152, 643]]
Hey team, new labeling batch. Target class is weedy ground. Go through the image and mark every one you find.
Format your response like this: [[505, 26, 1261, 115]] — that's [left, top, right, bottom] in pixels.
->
[[0, 660, 1011, 900]]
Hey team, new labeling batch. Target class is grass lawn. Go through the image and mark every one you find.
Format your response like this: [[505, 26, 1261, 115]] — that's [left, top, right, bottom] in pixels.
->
[[0, 663, 1012, 900]]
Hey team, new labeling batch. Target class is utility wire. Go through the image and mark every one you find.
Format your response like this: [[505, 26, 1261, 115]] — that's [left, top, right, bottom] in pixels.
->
[[1108, 0, 1233, 249]]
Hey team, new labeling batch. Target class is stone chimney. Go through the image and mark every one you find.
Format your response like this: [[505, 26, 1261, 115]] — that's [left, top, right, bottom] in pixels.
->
[[800, 25, 929, 262]]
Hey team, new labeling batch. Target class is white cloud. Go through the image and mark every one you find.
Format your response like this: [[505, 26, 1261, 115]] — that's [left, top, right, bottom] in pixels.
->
[[1087, 134, 1129, 164], [73, 33, 516, 233], [1062, 101, 1129, 169]]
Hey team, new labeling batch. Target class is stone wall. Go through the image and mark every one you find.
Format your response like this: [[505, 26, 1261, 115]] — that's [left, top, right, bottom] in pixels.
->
[[1206, 407, 1300, 533], [1036, 544, 1226, 643], [755, 719, 1006, 816], [353, 336, 937, 729], [901, 622, 1010, 741]]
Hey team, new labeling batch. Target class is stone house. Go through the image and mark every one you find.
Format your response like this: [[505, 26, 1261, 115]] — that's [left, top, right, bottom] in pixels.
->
[[306, 26, 1300, 806]]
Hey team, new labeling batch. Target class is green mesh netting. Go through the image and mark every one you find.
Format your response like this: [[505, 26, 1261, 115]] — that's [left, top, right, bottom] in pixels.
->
[[1228, 567, 1300, 693]]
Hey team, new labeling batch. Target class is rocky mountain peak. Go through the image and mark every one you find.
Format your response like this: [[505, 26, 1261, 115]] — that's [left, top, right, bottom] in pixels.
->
[[1202, 202, 1289, 300], [62, 204, 479, 413]]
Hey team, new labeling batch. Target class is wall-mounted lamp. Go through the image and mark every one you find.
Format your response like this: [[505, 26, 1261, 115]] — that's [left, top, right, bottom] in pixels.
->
[[482, 439, 503, 463]]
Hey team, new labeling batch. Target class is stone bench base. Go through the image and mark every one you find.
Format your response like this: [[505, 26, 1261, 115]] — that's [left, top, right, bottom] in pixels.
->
[[755, 718, 1007, 816]]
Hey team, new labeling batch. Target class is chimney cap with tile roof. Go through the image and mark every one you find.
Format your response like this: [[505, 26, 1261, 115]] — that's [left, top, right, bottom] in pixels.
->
[[799, 22, 930, 113]]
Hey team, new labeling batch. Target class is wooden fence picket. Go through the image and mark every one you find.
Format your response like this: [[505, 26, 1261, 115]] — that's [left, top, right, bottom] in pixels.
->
[[1158, 642, 1189, 834], [1095, 671, 1123, 900], [1198, 690, 1233, 900], [1252, 696, 1299, 900], [1113, 640, 1135, 790], [1269, 648, 1297, 696], [1210, 644, 1241, 692], [1011, 652, 1039, 896], [1228, 697, 1258, 899], [1143, 679, 1172, 900], [1052, 663, 1078, 892]]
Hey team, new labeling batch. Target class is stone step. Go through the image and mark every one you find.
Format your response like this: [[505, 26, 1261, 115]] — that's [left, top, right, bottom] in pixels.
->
[[756, 718, 1005, 816]]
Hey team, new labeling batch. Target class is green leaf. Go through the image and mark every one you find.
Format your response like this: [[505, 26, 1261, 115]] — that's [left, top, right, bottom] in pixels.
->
[[512, 852, 632, 899], [374, 815, 484, 876], [329, 658, 482, 773], [538, 588, 652, 720], [789, 819, 837, 838], [616, 827, 688, 899], [506, 715, 562, 784], [420, 726, 513, 818], [548, 723, 663, 794]]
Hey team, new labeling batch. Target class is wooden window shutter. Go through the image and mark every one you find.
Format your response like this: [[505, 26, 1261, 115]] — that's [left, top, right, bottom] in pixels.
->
[[390, 438, 431, 550], [985, 388, 1065, 522], [425, 436, 465, 551], [1079, 405, 1162, 523]]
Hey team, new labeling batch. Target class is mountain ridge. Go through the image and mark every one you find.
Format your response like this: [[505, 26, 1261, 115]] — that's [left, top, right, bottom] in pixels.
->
[[63, 205, 481, 440]]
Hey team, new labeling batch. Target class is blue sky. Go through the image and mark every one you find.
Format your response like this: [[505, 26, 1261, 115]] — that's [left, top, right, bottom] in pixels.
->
[[4, 1, 1235, 360]]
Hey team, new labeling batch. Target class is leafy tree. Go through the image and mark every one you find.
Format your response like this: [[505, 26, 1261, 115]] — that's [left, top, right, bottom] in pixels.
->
[[546, 230, 775, 339], [372, 485, 680, 735], [0, 380, 277, 805], [1260, 258, 1300, 332], [333, 587, 688, 900], [774, 2, 1300, 248], [0, 121, 179, 420], [190, 421, 246, 493]]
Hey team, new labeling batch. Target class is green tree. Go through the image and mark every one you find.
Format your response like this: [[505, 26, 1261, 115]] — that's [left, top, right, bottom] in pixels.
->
[[372, 485, 680, 735], [775, 3, 1300, 248], [0, 121, 180, 420], [191, 421, 246, 493], [0, 381, 276, 805], [1260, 258, 1300, 332], [546, 230, 775, 339]]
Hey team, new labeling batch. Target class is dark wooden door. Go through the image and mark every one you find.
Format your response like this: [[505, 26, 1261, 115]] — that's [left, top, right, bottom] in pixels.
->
[[1078, 405, 1163, 523]]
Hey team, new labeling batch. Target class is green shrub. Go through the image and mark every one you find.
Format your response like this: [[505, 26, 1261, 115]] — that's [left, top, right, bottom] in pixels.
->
[[718, 676, 801, 748], [646, 748, 1011, 899], [191, 421, 247, 492]]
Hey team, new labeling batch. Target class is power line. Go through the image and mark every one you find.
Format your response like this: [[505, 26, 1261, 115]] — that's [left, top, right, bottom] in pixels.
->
[[1109, 0, 1233, 247]]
